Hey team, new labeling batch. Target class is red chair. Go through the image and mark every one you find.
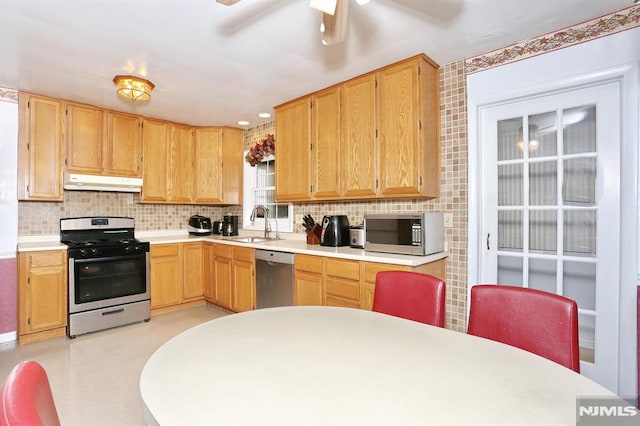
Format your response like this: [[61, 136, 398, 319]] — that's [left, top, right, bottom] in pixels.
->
[[467, 284, 580, 372], [373, 271, 446, 327], [0, 360, 60, 426]]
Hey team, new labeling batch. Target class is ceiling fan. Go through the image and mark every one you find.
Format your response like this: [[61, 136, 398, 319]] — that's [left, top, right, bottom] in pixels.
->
[[216, 0, 369, 45]]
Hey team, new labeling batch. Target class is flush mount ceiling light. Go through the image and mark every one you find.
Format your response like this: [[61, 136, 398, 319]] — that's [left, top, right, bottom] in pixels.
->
[[113, 75, 155, 102], [258, 112, 271, 119], [238, 120, 250, 126]]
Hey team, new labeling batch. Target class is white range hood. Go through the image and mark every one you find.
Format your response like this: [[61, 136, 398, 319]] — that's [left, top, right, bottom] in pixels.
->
[[64, 173, 143, 192]]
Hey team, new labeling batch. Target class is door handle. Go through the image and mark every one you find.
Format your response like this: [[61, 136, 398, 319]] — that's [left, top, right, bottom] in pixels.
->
[[486, 233, 490, 251]]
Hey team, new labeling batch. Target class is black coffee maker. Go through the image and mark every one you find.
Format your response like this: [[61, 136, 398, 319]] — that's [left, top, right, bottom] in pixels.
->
[[222, 214, 239, 236]]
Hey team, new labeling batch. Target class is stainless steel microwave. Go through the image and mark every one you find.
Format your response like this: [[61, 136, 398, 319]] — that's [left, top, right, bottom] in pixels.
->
[[363, 213, 444, 256]]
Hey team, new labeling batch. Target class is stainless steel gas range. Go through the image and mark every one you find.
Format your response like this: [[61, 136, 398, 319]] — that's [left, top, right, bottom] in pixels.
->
[[60, 217, 150, 338]]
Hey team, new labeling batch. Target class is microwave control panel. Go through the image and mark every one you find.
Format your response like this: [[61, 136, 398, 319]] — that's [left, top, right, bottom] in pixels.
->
[[411, 219, 422, 245]]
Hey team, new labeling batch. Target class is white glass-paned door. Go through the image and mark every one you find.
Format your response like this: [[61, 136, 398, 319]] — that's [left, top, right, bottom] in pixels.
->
[[480, 81, 620, 390]]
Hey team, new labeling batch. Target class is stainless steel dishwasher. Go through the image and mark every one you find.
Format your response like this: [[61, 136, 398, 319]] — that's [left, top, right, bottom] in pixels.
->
[[255, 250, 295, 309]]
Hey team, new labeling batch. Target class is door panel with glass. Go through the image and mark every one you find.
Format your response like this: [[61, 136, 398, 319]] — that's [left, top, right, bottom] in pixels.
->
[[480, 82, 620, 391]]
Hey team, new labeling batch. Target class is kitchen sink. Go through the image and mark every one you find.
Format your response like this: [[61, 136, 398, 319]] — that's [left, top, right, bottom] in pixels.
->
[[227, 236, 275, 243]]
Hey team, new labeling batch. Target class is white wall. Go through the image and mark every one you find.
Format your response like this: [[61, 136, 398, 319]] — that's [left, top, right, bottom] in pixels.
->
[[466, 27, 639, 399]]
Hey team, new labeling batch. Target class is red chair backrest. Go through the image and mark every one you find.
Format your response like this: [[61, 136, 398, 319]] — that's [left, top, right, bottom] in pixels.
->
[[0, 360, 60, 426], [373, 271, 446, 327], [467, 284, 580, 372]]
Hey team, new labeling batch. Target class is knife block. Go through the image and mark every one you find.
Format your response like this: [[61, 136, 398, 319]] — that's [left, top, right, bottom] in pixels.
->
[[306, 224, 321, 245]]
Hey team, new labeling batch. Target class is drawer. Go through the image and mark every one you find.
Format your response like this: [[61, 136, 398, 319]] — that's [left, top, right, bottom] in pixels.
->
[[325, 294, 360, 309], [233, 247, 254, 262], [27, 251, 66, 268], [294, 254, 324, 274], [363, 262, 410, 283], [325, 258, 360, 280], [151, 244, 179, 257], [214, 244, 233, 258], [325, 277, 360, 301]]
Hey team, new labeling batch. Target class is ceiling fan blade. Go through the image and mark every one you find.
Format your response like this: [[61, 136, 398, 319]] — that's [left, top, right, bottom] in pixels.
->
[[321, 0, 348, 45], [216, 0, 241, 6]]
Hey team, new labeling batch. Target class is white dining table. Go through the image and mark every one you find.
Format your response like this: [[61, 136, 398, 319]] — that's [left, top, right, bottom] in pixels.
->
[[139, 306, 618, 425]]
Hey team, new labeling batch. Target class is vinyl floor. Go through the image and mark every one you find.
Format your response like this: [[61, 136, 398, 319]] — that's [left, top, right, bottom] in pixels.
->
[[0, 303, 231, 425]]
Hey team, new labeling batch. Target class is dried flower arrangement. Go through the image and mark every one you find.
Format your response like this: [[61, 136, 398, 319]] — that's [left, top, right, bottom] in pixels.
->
[[245, 134, 275, 166]]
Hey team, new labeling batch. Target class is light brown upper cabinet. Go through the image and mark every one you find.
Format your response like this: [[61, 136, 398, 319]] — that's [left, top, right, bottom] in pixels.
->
[[312, 85, 342, 200], [169, 124, 194, 203], [274, 86, 342, 202], [65, 103, 104, 174], [220, 127, 244, 205], [377, 55, 440, 198], [141, 123, 243, 205], [18, 93, 64, 201], [141, 118, 170, 202], [274, 96, 312, 202], [275, 54, 440, 202], [341, 73, 377, 198], [66, 106, 142, 178], [193, 127, 223, 204], [105, 111, 142, 177]]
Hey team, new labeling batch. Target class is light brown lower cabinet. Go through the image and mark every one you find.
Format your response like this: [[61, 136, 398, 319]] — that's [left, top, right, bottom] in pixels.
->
[[294, 254, 324, 306], [150, 242, 204, 314], [210, 244, 255, 312], [18, 250, 68, 344], [294, 254, 446, 311]]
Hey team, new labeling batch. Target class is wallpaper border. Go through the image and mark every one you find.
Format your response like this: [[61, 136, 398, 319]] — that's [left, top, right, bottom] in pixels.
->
[[466, 5, 640, 74]]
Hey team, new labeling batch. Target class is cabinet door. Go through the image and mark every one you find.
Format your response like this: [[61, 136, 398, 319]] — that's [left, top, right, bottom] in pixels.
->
[[202, 244, 215, 301], [361, 262, 411, 311], [232, 258, 254, 312], [214, 246, 233, 309], [214, 257, 232, 309], [311, 86, 342, 199], [341, 74, 377, 198], [150, 244, 182, 309], [106, 112, 142, 177], [295, 271, 323, 306], [18, 94, 63, 201], [275, 96, 312, 201], [18, 251, 67, 334], [141, 119, 170, 201], [193, 127, 223, 203], [378, 59, 422, 197], [221, 127, 243, 205], [65, 103, 104, 174], [169, 124, 194, 203], [182, 243, 203, 301]]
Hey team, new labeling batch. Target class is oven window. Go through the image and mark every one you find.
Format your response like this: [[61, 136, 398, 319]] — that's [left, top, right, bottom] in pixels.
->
[[367, 219, 415, 245], [74, 255, 147, 304]]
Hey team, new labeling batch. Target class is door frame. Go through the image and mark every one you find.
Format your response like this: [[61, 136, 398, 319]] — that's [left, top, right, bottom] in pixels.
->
[[467, 29, 638, 398]]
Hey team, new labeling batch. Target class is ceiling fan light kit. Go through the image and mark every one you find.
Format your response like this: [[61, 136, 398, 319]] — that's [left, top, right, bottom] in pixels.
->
[[321, 0, 349, 45], [309, 0, 338, 15], [113, 75, 155, 102]]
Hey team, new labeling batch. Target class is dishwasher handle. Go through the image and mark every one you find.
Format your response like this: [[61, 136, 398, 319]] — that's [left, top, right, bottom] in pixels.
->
[[255, 250, 294, 264]]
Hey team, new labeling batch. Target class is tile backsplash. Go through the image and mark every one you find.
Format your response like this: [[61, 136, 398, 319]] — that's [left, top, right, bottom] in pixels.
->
[[18, 60, 468, 331]]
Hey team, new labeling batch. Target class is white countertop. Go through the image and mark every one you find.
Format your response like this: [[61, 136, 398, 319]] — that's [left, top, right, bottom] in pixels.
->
[[17, 230, 448, 267], [140, 306, 620, 425]]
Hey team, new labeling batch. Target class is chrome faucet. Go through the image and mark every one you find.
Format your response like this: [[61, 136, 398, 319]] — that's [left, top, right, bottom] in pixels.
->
[[250, 205, 270, 239]]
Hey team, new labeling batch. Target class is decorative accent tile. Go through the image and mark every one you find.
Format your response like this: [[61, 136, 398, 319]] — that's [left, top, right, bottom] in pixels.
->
[[466, 5, 640, 74]]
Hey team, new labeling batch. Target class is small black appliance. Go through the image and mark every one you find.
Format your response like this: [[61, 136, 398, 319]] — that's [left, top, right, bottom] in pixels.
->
[[188, 215, 213, 235], [222, 214, 239, 236], [320, 215, 350, 247]]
